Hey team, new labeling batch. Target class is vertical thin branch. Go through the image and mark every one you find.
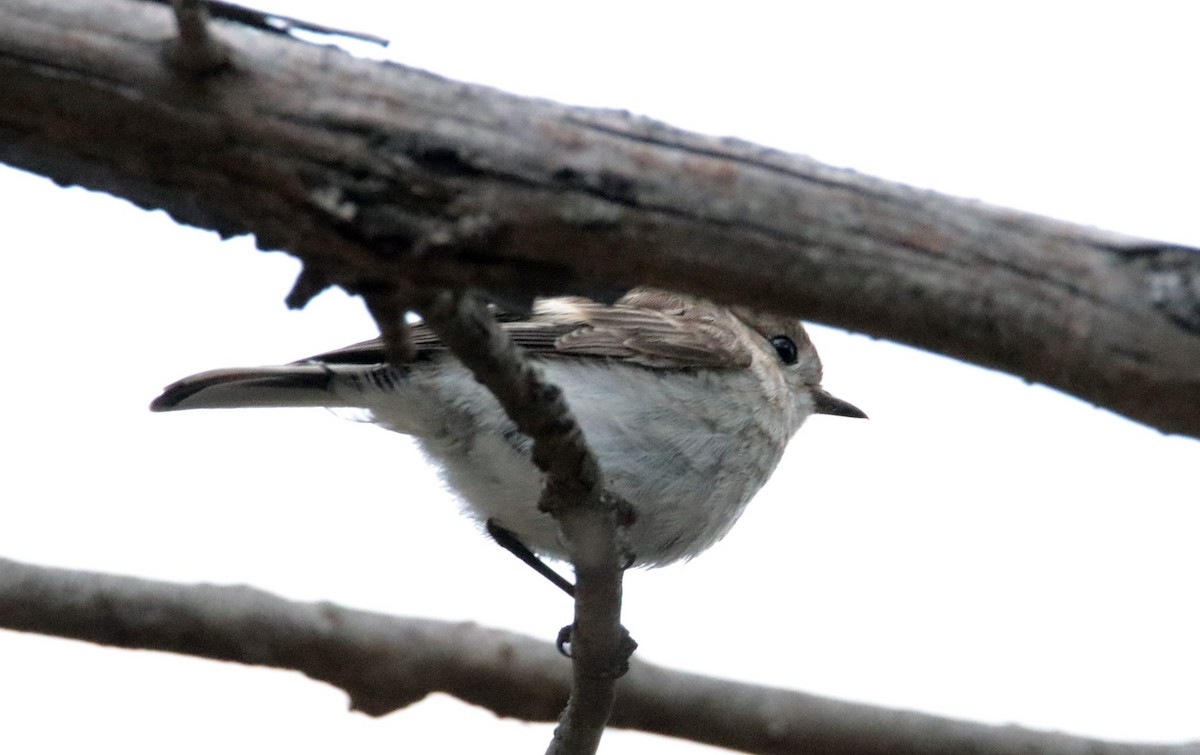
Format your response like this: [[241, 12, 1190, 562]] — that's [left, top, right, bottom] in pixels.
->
[[385, 288, 633, 755]]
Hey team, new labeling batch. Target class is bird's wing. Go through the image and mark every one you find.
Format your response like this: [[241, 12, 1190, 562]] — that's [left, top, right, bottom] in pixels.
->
[[301, 289, 755, 370]]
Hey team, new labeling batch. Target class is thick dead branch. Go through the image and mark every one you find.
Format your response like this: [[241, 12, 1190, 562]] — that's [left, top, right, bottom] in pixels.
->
[[2, 557, 1196, 755], [1, 0, 1197, 436]]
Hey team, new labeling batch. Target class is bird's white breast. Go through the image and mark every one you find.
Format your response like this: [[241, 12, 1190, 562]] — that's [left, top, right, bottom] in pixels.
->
[[359, 357, 806, 566]]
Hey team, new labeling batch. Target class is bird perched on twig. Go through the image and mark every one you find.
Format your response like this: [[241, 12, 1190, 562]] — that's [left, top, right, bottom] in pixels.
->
[[151, 288, 864, 574]]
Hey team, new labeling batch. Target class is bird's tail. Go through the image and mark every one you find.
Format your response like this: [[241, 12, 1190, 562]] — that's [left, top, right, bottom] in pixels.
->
[[150, 365, 356, 412]]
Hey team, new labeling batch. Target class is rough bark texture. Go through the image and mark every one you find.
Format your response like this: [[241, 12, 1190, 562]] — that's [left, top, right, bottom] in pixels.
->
[[1, 0, 1197, 437], [2, 557, 1196, 755]]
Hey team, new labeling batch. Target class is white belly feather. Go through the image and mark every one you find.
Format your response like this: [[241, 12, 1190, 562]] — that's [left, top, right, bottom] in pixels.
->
[[357, 358, 803, 566]]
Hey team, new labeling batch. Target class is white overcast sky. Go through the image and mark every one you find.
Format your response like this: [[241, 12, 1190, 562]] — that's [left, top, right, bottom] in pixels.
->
[[2, 3, 1198, 753]]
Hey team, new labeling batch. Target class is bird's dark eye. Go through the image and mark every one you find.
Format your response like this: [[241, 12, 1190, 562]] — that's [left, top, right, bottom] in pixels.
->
[[769, 335, 799, 365]]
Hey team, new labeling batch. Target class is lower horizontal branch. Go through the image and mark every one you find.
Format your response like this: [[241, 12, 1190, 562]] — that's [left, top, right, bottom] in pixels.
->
[[1, 557, 1195, 755]]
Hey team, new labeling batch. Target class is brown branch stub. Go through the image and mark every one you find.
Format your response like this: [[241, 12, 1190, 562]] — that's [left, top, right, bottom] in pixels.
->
[[285, 265, 333, 310], [361, 284, 418, 366], [2, 557, 1198, 755], [163, 0, 230, 75]]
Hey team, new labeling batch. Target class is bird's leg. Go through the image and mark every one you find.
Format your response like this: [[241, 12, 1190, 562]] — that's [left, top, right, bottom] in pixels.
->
[[488, 519, 638, 670], [485, 519, 576, 597]]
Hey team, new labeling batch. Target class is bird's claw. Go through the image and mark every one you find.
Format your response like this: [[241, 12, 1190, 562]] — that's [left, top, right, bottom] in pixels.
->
[[555, 623, 638, 678]]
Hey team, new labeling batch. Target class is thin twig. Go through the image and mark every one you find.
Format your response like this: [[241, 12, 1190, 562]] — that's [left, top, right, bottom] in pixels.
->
[[405, 288, 633, 755]]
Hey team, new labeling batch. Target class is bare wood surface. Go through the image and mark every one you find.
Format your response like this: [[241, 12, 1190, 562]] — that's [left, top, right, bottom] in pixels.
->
[[1, 0, 1197, 436], [2, 556, 1196, 755]]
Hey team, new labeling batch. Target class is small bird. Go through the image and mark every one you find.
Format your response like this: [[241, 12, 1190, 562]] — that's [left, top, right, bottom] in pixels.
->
[[151, 288, 864, 569]]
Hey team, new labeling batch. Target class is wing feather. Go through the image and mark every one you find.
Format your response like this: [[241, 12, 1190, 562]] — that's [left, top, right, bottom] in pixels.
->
[[298, 288, 755, 370]]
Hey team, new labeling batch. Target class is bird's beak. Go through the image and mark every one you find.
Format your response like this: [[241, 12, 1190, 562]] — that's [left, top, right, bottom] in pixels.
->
[[812, 388, 867, 419]]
